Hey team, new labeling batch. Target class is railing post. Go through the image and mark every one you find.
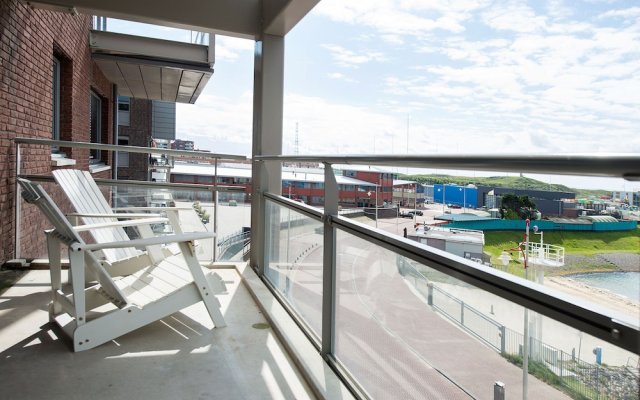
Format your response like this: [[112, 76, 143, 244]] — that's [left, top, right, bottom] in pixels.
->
[[427, 282, 433, 305], [249, 34, 284, 275], [14, 142, 21, 260], [321, 162, 338, 357], [213, 159, 218, 263], [493, 381, 505, 400], [461, 301, 465, 325], [500, 325, 506, 354], [560, 350, 564, 380]]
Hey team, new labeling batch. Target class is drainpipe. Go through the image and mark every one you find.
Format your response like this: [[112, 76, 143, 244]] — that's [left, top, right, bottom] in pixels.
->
[[112, 84, 118, 181], [111, 84, 119, 208]]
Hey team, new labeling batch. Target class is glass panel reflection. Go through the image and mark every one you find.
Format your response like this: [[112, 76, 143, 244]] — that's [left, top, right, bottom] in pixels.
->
[[264, 200, 324, 338], [334, 229, 638, 400]]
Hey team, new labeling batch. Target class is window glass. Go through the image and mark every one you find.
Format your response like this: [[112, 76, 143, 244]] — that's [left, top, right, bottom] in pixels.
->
[[118, 96, 130, 126], [52, 57, 60, 144], [117, 137, 129, 167]]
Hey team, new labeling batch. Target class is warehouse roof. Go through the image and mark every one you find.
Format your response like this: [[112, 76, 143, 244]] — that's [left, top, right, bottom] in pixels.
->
[[172, 163, 377, 186]]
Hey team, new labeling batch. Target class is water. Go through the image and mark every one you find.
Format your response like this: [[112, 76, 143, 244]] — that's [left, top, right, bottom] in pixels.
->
[[570, 272, 640, 302]]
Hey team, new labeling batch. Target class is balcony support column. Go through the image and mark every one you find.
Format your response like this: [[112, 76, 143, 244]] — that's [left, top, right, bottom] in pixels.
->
[[321, 163, 338, 356], [250, 34, 284, 275]]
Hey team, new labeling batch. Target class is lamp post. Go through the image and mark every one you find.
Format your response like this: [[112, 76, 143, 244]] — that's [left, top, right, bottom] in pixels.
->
[[376, 185, 379, 228], [523, 219, 531, 400], [285, 181, 292, 295], [442, 184, 446, 214], [414, 182, 418, 224], [367, 188, 378, 228]]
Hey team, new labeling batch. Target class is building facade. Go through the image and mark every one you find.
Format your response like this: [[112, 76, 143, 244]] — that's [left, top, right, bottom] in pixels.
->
[[169, 163, 394, 208], [117, 97, 176, 182], [172, 139, 194, 151], [612, 191, 640, 208], [1, 0, 115, 264], [476, 186, 576, 217]]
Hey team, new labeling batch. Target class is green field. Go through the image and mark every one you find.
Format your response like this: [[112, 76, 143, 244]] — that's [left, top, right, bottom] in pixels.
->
[[484, 229, 640, 277], [401, 173, 609, 199]]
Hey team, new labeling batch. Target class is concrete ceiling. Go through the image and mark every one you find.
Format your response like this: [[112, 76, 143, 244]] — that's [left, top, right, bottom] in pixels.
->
[[26, 0, 321, 39], [90, 30, 212, 103]]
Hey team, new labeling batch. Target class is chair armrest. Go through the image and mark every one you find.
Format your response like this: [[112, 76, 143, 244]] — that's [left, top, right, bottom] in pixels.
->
[[72, 217, 168, 232], [67, 212, 164, 219], [77, 231, 216, 251]]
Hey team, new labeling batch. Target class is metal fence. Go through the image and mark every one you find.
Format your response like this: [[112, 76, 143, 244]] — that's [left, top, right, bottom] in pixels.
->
[[217, 229, 251, 261], [399, 257, 640, 400]]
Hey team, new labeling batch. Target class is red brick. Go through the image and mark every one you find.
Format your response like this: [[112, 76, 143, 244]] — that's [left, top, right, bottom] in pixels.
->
[[0, 0, 115, 264]]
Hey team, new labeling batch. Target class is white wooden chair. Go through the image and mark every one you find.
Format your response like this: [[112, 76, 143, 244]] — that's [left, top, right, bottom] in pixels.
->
[[53, 169, 191, 276], [18, 178, 226, 352]]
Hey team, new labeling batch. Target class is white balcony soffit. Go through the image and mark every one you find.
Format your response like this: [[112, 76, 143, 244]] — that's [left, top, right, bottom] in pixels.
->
[[90, 30, 213, 104], [26, 0, 320, 39]]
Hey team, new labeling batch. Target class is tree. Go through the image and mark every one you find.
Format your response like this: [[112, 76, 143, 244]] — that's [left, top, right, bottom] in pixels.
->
[[499, 194, 538, 220]]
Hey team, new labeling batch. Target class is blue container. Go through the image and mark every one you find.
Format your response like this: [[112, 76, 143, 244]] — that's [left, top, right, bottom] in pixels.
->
[[433, 184, 478, 208]]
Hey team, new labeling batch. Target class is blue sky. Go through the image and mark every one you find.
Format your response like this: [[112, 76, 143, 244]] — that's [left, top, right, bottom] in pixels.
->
[[108, 0, 640, 191]]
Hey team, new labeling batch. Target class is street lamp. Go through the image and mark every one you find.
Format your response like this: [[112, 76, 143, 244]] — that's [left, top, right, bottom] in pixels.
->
[[437, 185, 448, 214], [367, 188, 378, 228], [523, 219, 531, 400], [414, 182, 418, 224], [500, 221, 531, 400]]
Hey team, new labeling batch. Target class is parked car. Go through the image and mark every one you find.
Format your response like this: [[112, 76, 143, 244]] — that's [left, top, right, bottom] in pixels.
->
[[408, 210, 423, 216], [399, 211, 413, 218]]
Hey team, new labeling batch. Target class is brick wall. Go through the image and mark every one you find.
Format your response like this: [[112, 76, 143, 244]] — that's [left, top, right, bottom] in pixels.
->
[[0, 0, 114, 264], [118, 98, 151, 181]]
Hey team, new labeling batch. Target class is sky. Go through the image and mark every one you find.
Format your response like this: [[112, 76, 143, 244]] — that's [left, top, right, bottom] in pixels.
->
[[107, 0, 640, 191]]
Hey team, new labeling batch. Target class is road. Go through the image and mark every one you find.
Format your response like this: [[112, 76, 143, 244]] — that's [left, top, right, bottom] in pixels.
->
[[274, 221, 569, 400]]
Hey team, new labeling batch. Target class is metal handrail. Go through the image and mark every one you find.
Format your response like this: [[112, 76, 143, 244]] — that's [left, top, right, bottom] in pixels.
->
[[256, 154, 640, 180], [13, 137, 247, 262], [19, 174, 245, 193], [14, 137, 246, 160]]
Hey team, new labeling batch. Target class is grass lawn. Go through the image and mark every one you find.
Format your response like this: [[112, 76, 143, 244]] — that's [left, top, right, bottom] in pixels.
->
[[484, 228, 640, 277]]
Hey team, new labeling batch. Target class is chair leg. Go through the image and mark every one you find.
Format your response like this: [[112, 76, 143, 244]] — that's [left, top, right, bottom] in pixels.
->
[[178, 241, 226, 328], [45, 231, 62, 291], [69, 247, 86, 327], [45, 231, 63, 317]]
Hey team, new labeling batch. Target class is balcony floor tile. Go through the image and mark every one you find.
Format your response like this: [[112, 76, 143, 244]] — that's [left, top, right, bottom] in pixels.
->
[[0, 268, 316, 400]]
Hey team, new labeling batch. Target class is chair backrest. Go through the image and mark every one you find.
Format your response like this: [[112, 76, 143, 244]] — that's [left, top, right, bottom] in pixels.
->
[[18, 178, 127, 305], [52, 169, 138, 262]]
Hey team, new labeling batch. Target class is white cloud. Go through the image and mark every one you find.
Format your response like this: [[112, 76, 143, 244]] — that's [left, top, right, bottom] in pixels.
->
[[380, 34, 405, 45], [598, 6, 640, 19], [482, 2, 547, 33], [327, 72, 357, 83], [176, 92, 254, 154], [214, 36, 254, 61], [314, 0, 490, 36], [322, 44, 385, 67]]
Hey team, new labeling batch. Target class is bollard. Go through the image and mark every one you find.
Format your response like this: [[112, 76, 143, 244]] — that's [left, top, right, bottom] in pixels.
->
[[494, 381, 505, 400]]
